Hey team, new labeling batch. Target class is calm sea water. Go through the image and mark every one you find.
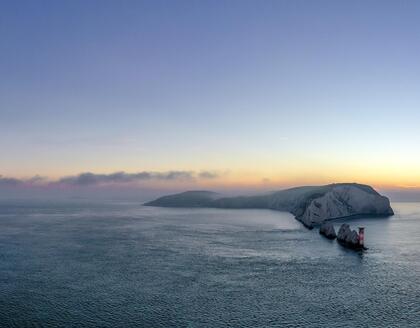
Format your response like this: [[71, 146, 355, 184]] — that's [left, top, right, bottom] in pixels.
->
[[0, 200, 418, 327]]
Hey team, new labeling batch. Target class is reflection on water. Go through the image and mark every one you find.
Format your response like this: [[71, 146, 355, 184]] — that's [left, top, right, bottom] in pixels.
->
[[0, 201, 418, 327]]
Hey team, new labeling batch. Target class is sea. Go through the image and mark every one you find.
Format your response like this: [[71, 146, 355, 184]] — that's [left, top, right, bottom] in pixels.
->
[[0, 200, 418, 327]]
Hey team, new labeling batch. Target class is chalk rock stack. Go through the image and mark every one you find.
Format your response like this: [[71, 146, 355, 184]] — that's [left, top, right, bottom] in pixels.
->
[[337, 224, 360, 249], [319, 222, 337, 239]]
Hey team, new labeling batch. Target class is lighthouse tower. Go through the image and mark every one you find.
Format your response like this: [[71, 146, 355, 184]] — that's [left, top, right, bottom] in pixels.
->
[[358, 227, 365, 247]]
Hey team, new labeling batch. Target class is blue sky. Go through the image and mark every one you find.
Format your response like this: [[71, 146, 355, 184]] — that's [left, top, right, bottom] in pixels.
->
[[1, 0, 420, 194]]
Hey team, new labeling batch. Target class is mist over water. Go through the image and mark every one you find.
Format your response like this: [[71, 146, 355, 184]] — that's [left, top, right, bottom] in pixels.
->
[[0, 200, 418, 327]]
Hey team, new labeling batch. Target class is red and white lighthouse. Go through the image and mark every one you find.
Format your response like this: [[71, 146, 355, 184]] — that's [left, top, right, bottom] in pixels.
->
[[358, 227, 365, 247]]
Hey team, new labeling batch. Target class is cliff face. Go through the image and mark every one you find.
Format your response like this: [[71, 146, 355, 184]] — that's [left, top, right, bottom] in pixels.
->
[[294, 184, 394, 228], [144, 183, 394, 228]]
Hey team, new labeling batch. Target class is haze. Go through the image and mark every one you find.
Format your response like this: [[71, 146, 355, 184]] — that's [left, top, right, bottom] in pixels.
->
[[1, 0, 420, 200]]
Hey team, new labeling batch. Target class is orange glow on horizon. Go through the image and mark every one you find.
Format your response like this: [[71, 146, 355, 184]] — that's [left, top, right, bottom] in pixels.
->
[[4, 163, 420, 192]]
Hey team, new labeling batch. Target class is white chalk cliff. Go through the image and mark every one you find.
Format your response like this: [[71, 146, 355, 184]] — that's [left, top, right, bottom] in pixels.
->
[[145, 183, 394, 228], [295, 184, 394, 228]]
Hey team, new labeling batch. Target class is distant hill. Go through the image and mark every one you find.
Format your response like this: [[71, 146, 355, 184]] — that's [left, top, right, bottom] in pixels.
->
[[144, 190, 220, 208], [144, 183, 394, 228]]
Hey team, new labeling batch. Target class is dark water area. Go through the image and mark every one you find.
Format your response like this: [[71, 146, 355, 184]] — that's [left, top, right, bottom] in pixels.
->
[[0, 200, 418, 327]]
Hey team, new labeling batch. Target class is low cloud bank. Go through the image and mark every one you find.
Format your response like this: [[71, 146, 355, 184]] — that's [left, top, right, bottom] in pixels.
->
[[0, 170, 221, 188], [380, 188, 420, 202], [58, 171, 196, 186], [3, 174, 420, 202], [0, 176, 22, 187]]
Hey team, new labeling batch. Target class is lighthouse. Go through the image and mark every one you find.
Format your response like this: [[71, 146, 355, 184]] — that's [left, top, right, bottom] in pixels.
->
[[358, 227, 365, 247]]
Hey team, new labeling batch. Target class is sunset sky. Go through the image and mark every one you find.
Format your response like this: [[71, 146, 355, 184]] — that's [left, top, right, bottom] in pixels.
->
[[1, 1, 420, 198]]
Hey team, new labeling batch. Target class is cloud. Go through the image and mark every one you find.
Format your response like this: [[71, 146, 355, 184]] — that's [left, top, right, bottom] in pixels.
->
[[0, 170, 224, 189], [198, 171, 220, 179], [57, 171, 197, 186], [26, 175, 48, 184], [57, 170, 224, 186], [57, 171, 194, 186], [0, 175, 23, 187]]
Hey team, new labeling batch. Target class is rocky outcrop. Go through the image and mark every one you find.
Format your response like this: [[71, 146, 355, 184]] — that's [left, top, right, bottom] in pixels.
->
[[295, 184, 393, 228], [144, 183, 394, 229], [144, 191, 220, 207], [319, 222, 336, 239], [337, 224, 361, 249]]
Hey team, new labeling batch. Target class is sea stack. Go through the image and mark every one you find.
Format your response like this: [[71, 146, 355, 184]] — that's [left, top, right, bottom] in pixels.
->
[[319, 222, 337, 239], [337, 224, 362, 249]]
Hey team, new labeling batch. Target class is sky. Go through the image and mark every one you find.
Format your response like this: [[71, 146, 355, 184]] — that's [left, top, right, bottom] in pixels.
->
[[1, 0, 420, 199]]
